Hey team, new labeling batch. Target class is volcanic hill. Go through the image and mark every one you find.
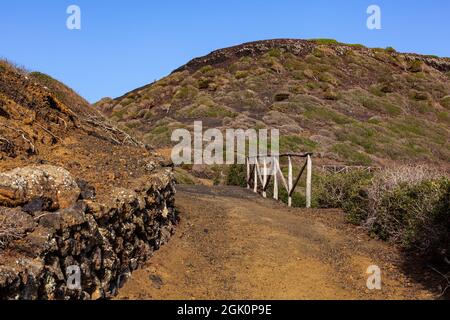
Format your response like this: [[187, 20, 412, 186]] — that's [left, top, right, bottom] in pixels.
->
[[96, 39, 450, 169]]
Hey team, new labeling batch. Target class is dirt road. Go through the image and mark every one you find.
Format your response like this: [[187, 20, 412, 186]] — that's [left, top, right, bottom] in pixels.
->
[[117, 185, 436, 300]]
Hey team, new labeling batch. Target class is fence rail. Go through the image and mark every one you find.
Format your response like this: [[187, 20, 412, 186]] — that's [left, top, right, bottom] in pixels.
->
[[246, 153, 313, 208], [321, 165, 382, 174]]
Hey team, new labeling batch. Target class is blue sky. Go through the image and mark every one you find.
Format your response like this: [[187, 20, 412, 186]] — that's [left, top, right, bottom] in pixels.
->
[[1, 0, 449, 102]]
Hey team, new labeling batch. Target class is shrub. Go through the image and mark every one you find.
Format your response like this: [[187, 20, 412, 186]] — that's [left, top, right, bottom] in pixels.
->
[[437, 111, 450, 124], [331, 143, 373, 165], [274, 92, 290, 102], [365, 165, 444, 228], [317, 165, 450, 261], [233, 162, 449, 261], [268, 49, 282, 58], [280, 135, 318, 152], [277, 187, 306, 208], [407, 60, 423, 73], [385, 47, 397, 53], [174, 85, 198, 101], [235, 71, 249, 79], [323, 88, 340, 100], [312, 39, 340, 45], [174, 168, 196, 185], [315, 171, 373, 223], [197, 78, 212, 89], [440, 96, 450, 110], [367, 174, 449, 258], [226, 164, 247, 187]]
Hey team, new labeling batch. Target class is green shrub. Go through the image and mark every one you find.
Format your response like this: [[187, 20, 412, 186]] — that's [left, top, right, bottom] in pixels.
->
[[197, 78, 212, 89], [437, 111, 450, 124], [315, 171, 373, 223], [312, 39, 340, 45], [359, 96, 402, 116], [174, 85, 198, 100], [226, 164, 247, 187], [385, 47, 397, 53], [370, 177, 450, 257], [274, 92, 290, 102], [304, 106, 352, 125], [235, 71, 249, 79], [409, 90, 428, 101], [280, 135, 318, 152], [174, 168, 196, 185], [331, 143, 373, 165], [407, 60, 423, 73], [277, 187, 306, 208], [440, 96, 450, 110], [268, 49, 282, 58]]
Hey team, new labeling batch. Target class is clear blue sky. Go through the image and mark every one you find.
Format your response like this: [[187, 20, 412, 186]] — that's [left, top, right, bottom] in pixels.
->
[[1, 0, 449, 102]]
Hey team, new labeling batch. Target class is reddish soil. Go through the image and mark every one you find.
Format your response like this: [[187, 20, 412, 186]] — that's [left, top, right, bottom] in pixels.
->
[[117, 185, 437, 300]]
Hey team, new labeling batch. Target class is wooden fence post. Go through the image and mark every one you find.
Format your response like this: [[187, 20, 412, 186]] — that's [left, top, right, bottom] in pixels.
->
[[262, 157, 267, 198], [306, 154, 312, 209], [253, 158, 258, 194], [273, 157, 279, 200], [246, 157, 250, 189], [288, 156, 293, 207]]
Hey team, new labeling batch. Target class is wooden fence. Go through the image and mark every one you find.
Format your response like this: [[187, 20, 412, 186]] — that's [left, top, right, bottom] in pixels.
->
[[246, 153, 313, 208], [321, 165, 382, 174]]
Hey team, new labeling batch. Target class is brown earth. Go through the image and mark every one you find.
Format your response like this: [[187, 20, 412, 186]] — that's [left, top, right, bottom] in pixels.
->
[[117, 185, 439, 300], [0, 60, 171, 202]]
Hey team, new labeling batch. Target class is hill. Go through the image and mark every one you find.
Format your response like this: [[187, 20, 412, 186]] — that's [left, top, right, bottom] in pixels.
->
[[96, 39, 450, 169], [0, 60, 176, 299]]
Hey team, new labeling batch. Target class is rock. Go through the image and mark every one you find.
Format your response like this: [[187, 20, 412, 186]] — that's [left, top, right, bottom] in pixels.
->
[[145, 161, 157, 173], [0, 165, 80, 210], [0, 207, 37, 248], [91, 248, 102, 271], [22, 197, 53, 214], [60, 207, 86, 229], [38, 213, 62, 231], [0, 170, 178, 300], [75, 179, 96, 200]]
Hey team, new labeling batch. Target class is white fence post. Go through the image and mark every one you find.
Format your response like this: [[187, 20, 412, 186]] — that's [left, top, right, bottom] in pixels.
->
[[306, 154, 312, 209], [273, 157, 279, 200], [253, 158, 258, 193], [262, 157, 267, 198], [246, 157, 250, 189], [288, 156, 293, 207]]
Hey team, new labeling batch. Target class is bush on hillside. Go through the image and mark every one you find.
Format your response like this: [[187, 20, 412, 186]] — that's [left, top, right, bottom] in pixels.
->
[[370, 178, 449, 257], [364, 166, 449, 256], [226, 164, 247, 188], [315, 170, 373, 223], [316, 165, 450, 261]]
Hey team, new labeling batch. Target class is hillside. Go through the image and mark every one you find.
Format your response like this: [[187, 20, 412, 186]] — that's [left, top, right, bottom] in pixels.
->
[[96, 39, 450, 168], [0, 60, 177, 299]]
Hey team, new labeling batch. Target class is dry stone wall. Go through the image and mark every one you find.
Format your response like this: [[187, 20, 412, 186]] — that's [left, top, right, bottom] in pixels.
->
[[0, 165, 177, 300]]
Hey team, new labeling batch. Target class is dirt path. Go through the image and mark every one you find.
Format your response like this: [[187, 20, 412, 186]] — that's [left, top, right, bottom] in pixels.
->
[[117, 185, 436, 300]]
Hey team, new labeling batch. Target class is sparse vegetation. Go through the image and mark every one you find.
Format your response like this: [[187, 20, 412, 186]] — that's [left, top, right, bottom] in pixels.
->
[[332, 143, 373, 165], [225, 164, 247, 187], [95, 39, 450, 168], [314, 166, 450, 263]]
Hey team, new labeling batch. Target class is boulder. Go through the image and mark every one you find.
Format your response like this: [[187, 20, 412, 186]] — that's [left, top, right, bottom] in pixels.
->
[[0, 165, 80, 210]]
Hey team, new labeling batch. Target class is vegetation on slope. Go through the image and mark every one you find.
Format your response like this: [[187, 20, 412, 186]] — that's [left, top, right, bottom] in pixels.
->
[[96, 39, 450, 168]]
